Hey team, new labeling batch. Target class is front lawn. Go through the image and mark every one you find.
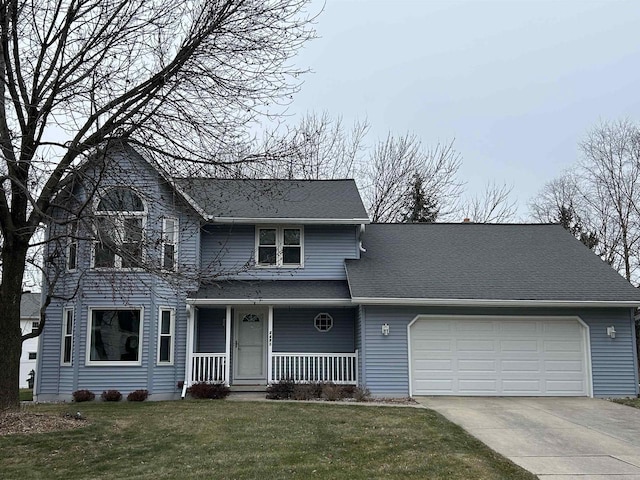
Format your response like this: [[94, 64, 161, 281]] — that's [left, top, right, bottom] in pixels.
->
[[0, 401, 535, 480], [19, 389, 33, 402]]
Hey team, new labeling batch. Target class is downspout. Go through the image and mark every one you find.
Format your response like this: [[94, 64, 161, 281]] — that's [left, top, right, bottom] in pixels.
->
[[358, 224, 366, 253], [182, 304, 194, 399]]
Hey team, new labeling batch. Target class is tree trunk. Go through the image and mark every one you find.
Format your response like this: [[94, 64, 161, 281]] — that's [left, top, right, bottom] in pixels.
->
[[0, 242, 28, 410]]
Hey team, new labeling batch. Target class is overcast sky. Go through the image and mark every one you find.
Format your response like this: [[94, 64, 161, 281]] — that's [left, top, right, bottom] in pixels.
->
[[282, 0, 640, 218]]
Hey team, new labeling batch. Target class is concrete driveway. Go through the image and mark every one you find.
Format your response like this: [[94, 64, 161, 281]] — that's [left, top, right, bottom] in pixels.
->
[[416, 397, 640, 479]]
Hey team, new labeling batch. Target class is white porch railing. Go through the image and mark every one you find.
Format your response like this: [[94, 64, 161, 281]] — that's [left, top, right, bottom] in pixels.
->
[[190, 353, 228, 384], [270, 351, 358, 385]]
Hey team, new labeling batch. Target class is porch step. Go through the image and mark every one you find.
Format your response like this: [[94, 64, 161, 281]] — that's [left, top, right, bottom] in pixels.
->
[[229, 385, 267, 393], [227, 392, 267, 402]]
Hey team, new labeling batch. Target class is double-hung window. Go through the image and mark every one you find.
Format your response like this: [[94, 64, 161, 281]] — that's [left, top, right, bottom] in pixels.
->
[[93, 188, 146, 269], [161, 217, 178, 271], [256, 226, 303, 267], [61, 308, 73, 365], [157, 307, 175, 364]]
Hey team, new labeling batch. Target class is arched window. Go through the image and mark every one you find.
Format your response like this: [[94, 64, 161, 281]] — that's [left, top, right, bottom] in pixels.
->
[[93, 188, 146, 269]]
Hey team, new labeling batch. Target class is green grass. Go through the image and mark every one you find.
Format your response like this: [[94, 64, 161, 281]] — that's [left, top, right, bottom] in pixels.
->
[[19, 389, 32, 402], [612, 397, 640, 408], [0, 401, 536, 480]]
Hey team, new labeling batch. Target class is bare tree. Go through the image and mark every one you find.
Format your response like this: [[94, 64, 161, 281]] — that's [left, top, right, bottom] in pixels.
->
[[0, 0, 314, 409], [529, 119, 640, 282], [250, 111, 369, 179], [462, 181, 516, 223], [363, 134, 463, 222], [580, 119, 640, 281]]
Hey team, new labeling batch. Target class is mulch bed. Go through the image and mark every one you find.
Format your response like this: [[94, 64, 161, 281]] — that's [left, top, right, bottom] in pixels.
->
[[0, 411, 88, 436]]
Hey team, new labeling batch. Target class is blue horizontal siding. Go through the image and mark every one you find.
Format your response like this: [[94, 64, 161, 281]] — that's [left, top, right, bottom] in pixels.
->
[[197, 308, 226, 352], [272, 307, 356, 353], [360, 306, 638, 397], [200, 224, 358, 280]]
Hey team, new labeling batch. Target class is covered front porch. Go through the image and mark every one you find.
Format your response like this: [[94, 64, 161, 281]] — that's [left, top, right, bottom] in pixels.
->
[[183, 281, 358, 395]]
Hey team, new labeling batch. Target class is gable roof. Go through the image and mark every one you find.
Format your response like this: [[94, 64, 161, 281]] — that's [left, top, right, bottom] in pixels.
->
[[172, 178, 370, 224], [20, 292, 40, 319], [345, 223, 640, 306]]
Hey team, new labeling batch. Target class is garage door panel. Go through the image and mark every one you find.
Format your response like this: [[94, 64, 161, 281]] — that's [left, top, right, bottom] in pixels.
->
[[544, 340, 582, 352], [455, 321, 497, 334], [414, 359, 452, 371], [545, 360, 583, 372], [501, 360, 540, 371], [500, 322, 539, 334], [458, 379, 498, 392], [458, 359, 496, 371], [546, 380, 585, 392], [410, 317, 588, 396], [456, 339, 495, 352], [502, 380, 542, 393], [413, 339, 452, 351], [500, 340, 538, 352]]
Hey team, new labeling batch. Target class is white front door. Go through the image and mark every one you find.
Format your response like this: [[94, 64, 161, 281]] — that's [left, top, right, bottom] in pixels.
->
[[233, 308, 267, 382]]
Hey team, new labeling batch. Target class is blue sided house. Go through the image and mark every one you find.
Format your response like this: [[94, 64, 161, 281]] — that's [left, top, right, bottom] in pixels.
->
[[35, 141, 640, 401]]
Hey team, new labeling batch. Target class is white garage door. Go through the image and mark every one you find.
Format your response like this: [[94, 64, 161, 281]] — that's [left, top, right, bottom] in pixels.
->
[[409, 317, 589, 396]]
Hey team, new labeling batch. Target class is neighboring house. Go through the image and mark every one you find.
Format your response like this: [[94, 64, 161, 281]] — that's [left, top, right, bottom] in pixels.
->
[[35, 141, 640, 401], [20, 292, 41, 389]]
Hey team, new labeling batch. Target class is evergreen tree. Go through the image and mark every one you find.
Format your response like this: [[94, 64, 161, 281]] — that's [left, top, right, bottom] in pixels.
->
[[557, 204, 599, 250], [402, 174, 439, 223]]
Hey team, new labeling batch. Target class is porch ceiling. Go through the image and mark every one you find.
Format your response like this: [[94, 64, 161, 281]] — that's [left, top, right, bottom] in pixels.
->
[[187, 280, 352, 305]]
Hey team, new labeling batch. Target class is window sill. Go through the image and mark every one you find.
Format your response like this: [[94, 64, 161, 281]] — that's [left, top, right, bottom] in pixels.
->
[[85, 361, 142, 367]]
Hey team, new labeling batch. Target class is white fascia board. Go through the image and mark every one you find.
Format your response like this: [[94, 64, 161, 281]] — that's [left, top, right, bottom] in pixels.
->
[[212, 216, 371, 225], [186, 298, 353, 306], [350, 297, 640, 308]]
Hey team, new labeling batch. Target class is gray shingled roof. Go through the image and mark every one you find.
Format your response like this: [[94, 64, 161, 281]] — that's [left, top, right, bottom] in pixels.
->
[[173, 178, 369, 222], [190, 280, 351, 302], [345, 223, 640, 303], [20, 292, 40, 318]]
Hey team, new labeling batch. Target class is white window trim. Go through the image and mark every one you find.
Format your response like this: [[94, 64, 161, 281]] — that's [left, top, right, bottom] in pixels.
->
[[61, 307, 74, 366], [161, 217, 179, 272], [157, 306, 175, 365], [91, 188, 147, 270], [85, 306, 144, 366], [255, 225, 304, 268]]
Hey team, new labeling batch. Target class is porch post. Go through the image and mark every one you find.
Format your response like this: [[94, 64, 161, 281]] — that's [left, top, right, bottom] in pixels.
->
[[182, 304, 196, 398], [267, 306, 273, 384], [225, 306, 231, 386]]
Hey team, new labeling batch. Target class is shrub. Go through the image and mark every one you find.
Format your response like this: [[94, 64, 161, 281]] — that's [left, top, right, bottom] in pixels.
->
[[353, 386, 371, 402], [176, 381, 185, 390], [72, 389, 95, 402], [127, 389, 149, 402], [101, 390, 122, 402], [292, 382, 323, 400], [320, 383, 359, 401], [266, 379, 295, 400], [187, 382, 231, 399]]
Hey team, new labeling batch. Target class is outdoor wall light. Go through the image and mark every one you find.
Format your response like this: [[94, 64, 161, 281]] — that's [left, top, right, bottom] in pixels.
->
[[382, 323, 390, 336], [607, 326, 616, 339]]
